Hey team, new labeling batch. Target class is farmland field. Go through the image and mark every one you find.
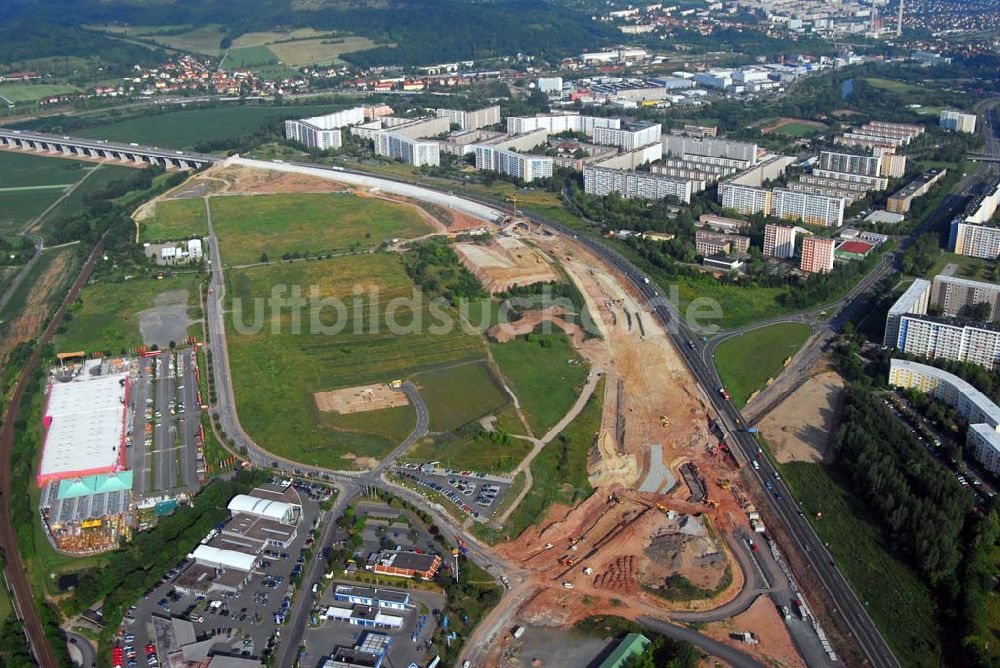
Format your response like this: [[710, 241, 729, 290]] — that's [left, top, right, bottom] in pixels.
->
[[210, 192, 435, 265], [55, 273, 204, 354], [226, 254, 491, 468], [0, 83, 81, 103], [225, 45, 278, 68], [71, 104, 353, 150], [97, 24, 229, 55], [268, 36, 379, 66], [714, 323, 813, 408], [0, 152, 95, 233], [140, 198, 209, 241], [490, 332, 588, 436], [0, 151, 92, 188]]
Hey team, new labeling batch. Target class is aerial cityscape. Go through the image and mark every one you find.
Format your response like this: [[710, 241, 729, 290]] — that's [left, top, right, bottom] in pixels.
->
[[0, 1, 998, 667]]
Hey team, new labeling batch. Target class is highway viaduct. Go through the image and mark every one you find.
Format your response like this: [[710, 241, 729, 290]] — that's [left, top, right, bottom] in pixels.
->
[[0, 128, 218, 170]]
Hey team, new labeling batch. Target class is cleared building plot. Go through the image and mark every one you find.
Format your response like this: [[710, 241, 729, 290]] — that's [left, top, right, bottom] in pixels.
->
[[454, 237, 559, 293], [757, 371, 844, 464], [314, 383, 410, 414]]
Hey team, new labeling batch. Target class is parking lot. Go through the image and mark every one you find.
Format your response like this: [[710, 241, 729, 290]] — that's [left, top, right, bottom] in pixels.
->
[[118, 481, 333, 666], [393, 463, 513, 522], [886, 392, 996, 507], [127, 349, 203, 500]]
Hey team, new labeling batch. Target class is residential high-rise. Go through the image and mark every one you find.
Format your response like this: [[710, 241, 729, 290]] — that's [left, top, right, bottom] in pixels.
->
[[889, 358, 1000, 474], [931, 275, 1000, 321], [592, 123, 662, 151], [434, 106, 501, 131], [284, 107, 368, 150], [940, 109, 977, 133], [763, 224, 797, 259], [800, 237, 836, 273], [818, 150, 882, 177], [771, 189, 845, 227], [375, 132, 440, 167], [719, 183, 770, 215], [896, 314, 1000, 370], [949, 222, 1000, 259], [883, 278, 931, 346], [583, 167, 693, 203], [473, 145, 553, 183]]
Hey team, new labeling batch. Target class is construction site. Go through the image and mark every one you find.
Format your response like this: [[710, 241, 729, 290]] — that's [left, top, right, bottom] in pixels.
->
[[459, 226, 819, 668], [454, 236, 560, 293], [313, 382, 410, 414]]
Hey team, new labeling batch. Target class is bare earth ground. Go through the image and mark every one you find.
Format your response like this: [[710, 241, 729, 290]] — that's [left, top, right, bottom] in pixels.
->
[[480, 232, 778, 660], [1, 251, 72, 359], [137, 289, 192, 348], [757, 370, 844, 464], [759, 117, 829, 133], [698, 596, 806, 668], [454, 236, 559, 293], [486, 307, 583, 344], [314, 383, 409, 414], [196, 164, 349, 194]]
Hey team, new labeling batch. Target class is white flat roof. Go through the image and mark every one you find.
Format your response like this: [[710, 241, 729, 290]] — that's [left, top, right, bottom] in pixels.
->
[[39, 365, 127, 482], [228, 494, 296, 522], [191, 544, 257, 572]]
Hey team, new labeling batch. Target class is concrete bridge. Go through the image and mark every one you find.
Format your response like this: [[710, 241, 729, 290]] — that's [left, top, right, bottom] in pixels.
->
[[0, 128, 219, 169]]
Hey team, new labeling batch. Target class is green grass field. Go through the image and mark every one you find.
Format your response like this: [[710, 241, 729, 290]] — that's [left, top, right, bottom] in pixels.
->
[[0, 190, 63, 233], [319, 404, 416, 445], [0, 152, 99, 231], [0, 150, 92, 188], [864, 77, 923, 94], [72, 104, 352, 151], [406, 432, 532, 474], [210, 192, 434, 266], [714, 323, 813, 408], [141, 198, 208, 242], [55, 274, 203, 354], [779, 459, 942, 666], [0, 83, 81, 103], [225, 45, 278, 68], [925, 251, 1000, 283], [412, 361, 508, 433], [490, 332, 589, 437], [226, 254, 492, 468], [773, 122, 823, 137], [494, 377, 604, 540]]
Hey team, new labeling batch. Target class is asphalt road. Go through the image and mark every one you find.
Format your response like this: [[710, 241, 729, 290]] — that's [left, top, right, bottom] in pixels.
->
[[638, 615, 767, 668]]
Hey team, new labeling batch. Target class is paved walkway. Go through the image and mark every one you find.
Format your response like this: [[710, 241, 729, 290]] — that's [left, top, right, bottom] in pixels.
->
[[492, 368, 604, 525]]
